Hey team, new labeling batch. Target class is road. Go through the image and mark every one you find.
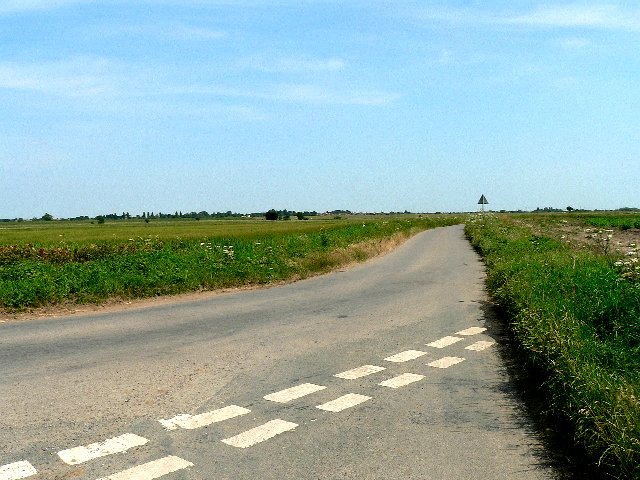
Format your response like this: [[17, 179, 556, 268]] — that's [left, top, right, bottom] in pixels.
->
[[1, 225, 557, 479]]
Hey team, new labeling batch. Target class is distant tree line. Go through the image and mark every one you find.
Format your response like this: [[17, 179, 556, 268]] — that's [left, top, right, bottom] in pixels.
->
[[264, 209, 320, 220], [91, 211, 307, 222], [2, 207, 638, 224], [0, 210, 321, 223]]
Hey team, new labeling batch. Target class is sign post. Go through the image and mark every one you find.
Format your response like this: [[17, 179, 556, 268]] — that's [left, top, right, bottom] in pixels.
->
[[478, 194, 488, 212]]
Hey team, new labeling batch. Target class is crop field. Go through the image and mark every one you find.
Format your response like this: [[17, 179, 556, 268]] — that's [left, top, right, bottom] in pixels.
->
[[466, 212, 640, 479], [0, 214, 462, 312], [0, 217, 373, 245]]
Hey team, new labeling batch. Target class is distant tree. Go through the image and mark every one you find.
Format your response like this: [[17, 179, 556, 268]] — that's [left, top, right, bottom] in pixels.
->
[[41, 213, 53, 221], [567, 206, 574, 212], [265, 209, 279, 220], [96, 215, 105, 224], [296, 212, 307, 220]]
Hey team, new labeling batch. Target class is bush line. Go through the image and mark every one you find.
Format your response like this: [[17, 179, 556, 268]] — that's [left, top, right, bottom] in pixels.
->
[[465, 213, 640, 479]]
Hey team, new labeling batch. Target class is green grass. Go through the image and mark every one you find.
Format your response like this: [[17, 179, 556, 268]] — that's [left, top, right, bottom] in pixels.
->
[[465, 213, 640, 479], [583, 214, 640, 231], [0, 215, 462, 310], [0, 217, 371, 245]]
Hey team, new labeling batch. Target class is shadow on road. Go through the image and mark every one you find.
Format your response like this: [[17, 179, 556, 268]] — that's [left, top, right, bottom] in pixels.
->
[[479, 301, 611, 480]]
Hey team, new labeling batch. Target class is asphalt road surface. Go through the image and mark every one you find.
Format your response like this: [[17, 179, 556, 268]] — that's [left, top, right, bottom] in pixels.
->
[[1, 225, 559, 479]]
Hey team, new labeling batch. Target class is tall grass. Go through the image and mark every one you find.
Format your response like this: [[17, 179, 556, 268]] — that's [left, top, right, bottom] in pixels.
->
[[465, 213, 640, 479], [0, 216, 461, 310], [584, 215, 640, 231]]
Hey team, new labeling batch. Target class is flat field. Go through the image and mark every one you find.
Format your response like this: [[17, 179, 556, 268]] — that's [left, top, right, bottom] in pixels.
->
[[0, 214, 462, 312], [0, 217, 370, 245]]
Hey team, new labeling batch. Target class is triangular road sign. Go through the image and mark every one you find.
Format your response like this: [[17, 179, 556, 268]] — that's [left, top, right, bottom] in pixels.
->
[[478, 194, 488, 205]]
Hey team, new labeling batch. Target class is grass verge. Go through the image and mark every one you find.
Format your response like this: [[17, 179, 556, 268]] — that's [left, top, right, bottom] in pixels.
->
[[465, 213, 640, 479], [0, 216, 461, 312]]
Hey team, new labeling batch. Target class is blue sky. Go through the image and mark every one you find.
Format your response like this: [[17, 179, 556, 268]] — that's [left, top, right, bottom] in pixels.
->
[[1, 1, 639, 218]]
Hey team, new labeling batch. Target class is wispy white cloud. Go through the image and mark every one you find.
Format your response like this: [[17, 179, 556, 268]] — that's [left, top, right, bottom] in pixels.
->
[[506, 4, 640, 30], [272, 84, 399, 105], [131, 97, 270, 121], [399, 5, 480, 26], [242, 55, 346, 73], [559, 37, 591, 49], [0, 57, 118, 97], [103, 22, 227, 41], [0, 0, 90, 14], [174, 25, 227, 40], [423, 49, 493, 68], [0, 55, 397, 119], [171, 83, 399, 106], [0, 59, 271, 122], [403, 3, 640, 31]]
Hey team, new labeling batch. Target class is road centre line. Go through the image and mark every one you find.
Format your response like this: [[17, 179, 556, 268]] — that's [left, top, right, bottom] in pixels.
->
[[58, 433, 148, 465], [384, 350, 428, 363], [427, 357, 465, 369], [465, 340, 495, 351], [316, 393, 371, 412], [455, 327, 487, 336], [426, 336, 463, 348], [221, 419, 298, 448], [16, 325, 485, 474], [95, 455, 193, 480], [158, 405, 250, 431], [0, 461, 37, 480], [334, 365, 385, 379], [379, 373, 425, 389], [264, 383, 327, 403]]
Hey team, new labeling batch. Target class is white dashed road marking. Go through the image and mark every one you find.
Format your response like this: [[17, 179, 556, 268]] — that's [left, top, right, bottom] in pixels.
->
[[384, 350, 428, 363], [221, 419, 298, 448], [58, 433, 148, 465], [428, 356, 465, 369], [158, 405, 250, 431], [456, 327, 487, 336], [95, 455, 193, 480], [427, 336, 463, 348], [8, 323, 489, 477], [379, 373, 425, 389], [465, 340, 495, 351], [334, 365, 385, 379], [0, 461, 37, 480], [316, 393, 371, 412], [264, 383, 327, 403]]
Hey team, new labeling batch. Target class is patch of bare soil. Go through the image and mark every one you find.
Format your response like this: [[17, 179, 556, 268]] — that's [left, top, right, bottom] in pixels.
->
[[514, 219, 640, 256]]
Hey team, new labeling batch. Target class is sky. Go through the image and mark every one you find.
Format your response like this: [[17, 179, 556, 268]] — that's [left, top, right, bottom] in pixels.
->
[[1, 1, 639, 218]]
